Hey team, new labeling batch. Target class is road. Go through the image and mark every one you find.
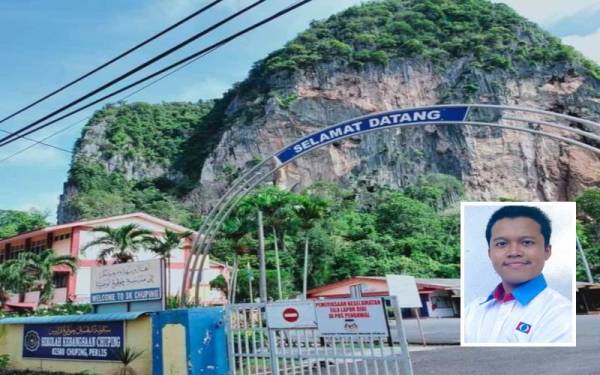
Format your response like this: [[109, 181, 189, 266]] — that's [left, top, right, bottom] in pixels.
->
[[410, 315, 600, 375]]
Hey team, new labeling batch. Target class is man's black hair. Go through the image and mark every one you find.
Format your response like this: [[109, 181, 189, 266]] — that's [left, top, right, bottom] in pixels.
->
[[485, 205, 552, 247]]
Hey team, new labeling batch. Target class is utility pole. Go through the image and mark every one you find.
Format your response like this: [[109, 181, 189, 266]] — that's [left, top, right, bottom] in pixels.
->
[[258, 210, 267, 302], [302, 236, 309, 299]]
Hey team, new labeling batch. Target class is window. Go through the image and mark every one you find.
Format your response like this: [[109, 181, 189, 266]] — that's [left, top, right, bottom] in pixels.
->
[[53, 233, 71, 242], [350, 284, 364, 298], [0, 252, 4, 264], [31, 240, 46, 254], [9, 243, 25, 259], [53, 273, 69, 288], [431, 295, 452, 309]]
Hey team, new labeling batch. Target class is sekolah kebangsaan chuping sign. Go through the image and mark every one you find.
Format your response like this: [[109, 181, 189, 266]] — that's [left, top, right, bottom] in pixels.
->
[[22, 321, 123, 361], [90, 259, 162, 304], [314, 297, 389, 336], [275, 106, 469, 164]]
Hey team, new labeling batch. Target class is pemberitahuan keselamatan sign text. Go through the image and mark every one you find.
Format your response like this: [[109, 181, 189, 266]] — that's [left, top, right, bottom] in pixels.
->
[[22, 321, 124, 361], [90, 259, 162, 304], [275, 106, 469, 163], [314, 297, 389, 336]]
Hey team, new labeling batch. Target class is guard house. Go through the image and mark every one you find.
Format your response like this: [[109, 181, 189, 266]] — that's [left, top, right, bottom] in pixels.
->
[[307, 276, 461, 317], [0, 212, 229, 310]]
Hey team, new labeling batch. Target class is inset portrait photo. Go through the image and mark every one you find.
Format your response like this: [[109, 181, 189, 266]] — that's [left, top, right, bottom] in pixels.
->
[[461, 202, 576, 347]]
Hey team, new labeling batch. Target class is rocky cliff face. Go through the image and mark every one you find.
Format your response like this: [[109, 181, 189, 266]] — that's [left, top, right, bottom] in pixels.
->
[[185, 59, 600, 212], [58, 0, 600, 223]]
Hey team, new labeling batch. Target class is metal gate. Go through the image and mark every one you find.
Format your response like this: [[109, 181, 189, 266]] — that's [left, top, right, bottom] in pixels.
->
[[226, 297, 413, 375]]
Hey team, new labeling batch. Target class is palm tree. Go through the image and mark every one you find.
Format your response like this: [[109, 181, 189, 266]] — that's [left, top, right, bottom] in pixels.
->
[[17, 249, 77, 304], [293, 195, 328, 299], [81, 224, 152, 265], [3, 256, 37, 303], [147, 228, 192, 300], [0, 262, 29, 307], [114, 347, 145, 375]]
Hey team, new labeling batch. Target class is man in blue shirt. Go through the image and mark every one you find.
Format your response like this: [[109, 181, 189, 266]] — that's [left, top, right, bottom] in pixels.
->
[[464, 205, 573, 344]]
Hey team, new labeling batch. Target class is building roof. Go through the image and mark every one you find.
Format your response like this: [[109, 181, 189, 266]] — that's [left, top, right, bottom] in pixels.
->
[[577, 282, 600, 289], [0, 311, 148, 325], [307, 276, 461, 296], [0, 212, 195, 245]]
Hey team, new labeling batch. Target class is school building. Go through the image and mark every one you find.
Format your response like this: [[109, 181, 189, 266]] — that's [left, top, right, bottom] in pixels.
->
[[0, 212, 229, 310], [307, 276, 461, 318]]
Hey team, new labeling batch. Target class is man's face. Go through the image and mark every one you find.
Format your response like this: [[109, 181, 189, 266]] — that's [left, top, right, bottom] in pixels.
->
[[488, 217, 551, 288]]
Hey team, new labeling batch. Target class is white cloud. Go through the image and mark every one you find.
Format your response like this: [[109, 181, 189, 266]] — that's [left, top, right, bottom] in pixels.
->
[[496, 0, 600, 25], [562, 28, 600, 64], [174, 77, 232, 102]]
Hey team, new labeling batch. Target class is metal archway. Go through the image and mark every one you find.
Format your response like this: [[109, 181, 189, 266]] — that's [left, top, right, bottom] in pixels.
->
[[181, 104, 600, 304]]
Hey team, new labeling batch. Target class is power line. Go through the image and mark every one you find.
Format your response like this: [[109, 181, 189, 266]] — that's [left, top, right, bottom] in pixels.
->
[[0, 129, 72, 154], [0, 44, 216, 164], [0, 0, 268, 146], [0, 0, 313, 149], [0, 0, 223, 127]]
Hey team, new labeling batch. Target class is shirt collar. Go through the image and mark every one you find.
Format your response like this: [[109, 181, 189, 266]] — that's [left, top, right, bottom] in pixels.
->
[[481, 274, 547, 306]]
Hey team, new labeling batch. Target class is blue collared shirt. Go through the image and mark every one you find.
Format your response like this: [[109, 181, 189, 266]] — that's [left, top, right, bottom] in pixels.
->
[[482, 274, 547, 306], [465, 274, 573, 344]]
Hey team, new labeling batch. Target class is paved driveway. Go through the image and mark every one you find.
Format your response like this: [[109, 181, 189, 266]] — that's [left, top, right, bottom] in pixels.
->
[[410, 315, 600, 375]]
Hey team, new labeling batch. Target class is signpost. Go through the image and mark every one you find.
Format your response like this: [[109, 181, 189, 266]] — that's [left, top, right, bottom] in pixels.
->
[[22, 321, 124, 361], [386, 275, 426, 345]]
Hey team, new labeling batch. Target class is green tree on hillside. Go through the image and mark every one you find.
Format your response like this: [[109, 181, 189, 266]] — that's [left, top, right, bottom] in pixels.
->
[[0, 209, 48, 239]]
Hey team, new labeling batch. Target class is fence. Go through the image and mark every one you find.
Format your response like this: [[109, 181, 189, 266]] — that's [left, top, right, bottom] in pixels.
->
[[226, 297, 413, 375]]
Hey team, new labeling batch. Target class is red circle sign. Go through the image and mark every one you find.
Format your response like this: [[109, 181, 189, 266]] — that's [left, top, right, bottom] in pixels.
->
[[282, 307, 299, 323]]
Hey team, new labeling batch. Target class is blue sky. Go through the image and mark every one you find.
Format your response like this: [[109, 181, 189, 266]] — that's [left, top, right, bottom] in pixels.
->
[[0, 0, 599, 222]]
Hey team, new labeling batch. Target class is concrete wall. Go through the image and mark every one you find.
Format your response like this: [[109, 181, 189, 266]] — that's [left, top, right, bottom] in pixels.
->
[[152, 308, 228, 375], [0, 317, 153, 374]]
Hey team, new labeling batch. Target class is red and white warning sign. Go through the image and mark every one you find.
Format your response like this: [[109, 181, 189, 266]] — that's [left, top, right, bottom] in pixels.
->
[[282, 307, 299, 323], [266, 301, 317, 329], [315, 297, 388, 336]]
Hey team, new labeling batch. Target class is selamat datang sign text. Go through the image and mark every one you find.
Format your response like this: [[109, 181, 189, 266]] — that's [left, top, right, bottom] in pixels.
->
[[315, 297, 389, 336], [90, 259, 162, 304], [275, 106, 468, 163]]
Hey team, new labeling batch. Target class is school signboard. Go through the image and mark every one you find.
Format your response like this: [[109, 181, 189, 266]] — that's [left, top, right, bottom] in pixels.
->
[[90, 259, 162, 304], [22, 321, 124, 361], [314, 297, 389, 336]]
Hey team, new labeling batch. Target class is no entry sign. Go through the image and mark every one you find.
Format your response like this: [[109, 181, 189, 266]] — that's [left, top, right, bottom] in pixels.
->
[[282, 307, 299, 323], [266, 301, 317, 329]]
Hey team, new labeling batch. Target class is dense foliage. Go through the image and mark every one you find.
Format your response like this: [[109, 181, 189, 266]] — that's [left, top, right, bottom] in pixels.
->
[[0, 210, 48, 239], [80, 101, 214, 166], [211, 176, 462, 302], [66, 158, 201, 228], [251, 0, 600, 79], [576, 188, 600, 282]]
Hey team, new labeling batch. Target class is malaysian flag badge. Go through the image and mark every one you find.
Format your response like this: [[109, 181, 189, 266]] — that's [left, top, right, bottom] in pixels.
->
[[515, 321, 532, 334]]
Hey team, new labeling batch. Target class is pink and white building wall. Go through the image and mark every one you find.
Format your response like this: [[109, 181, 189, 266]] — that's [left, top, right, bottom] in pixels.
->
[[0, 212, 229, 309]]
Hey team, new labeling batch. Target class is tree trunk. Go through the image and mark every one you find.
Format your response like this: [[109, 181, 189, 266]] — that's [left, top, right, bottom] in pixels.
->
[[258, 210, 267, 303], [273, 227, 282, 300], [167, 256, 172, 300], [302, 234, 309, 300]]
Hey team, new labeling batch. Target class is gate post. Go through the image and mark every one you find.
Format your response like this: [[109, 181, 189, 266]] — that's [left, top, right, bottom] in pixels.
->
[[268, 328, 280, 374], [391, 296, 414, 375]]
